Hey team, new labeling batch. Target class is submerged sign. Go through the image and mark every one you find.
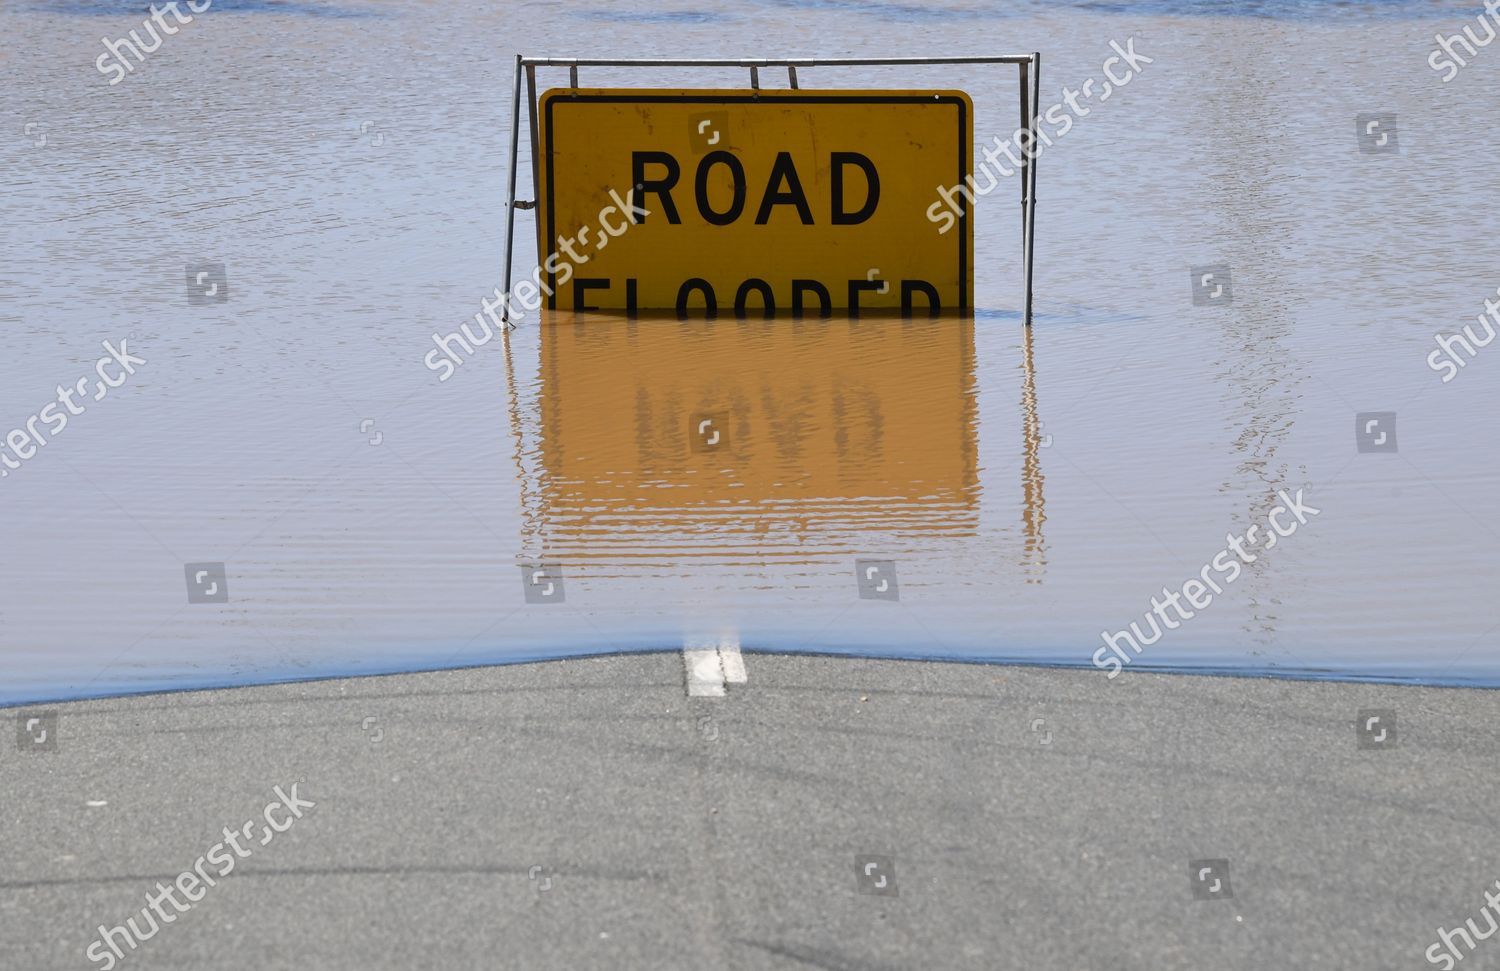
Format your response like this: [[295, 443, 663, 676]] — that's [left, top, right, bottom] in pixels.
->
[[534, 88, 973, 316]]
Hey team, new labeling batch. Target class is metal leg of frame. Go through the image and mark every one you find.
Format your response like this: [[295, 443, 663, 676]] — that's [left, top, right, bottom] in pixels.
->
[[1018, 59, 1031, 328], [502, 54, 523, 325], [526, 66, 541, 180], [1022, 53, 1040, 328]]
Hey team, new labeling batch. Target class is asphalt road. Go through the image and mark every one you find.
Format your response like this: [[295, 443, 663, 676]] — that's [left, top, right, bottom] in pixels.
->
[[3, 654, 1496, 970]]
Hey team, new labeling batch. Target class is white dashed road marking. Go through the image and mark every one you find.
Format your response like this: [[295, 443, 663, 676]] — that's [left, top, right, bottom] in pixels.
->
[[683, 637, 746, 696], [719, 640, 747, 684], [684, 649, 725, 697]]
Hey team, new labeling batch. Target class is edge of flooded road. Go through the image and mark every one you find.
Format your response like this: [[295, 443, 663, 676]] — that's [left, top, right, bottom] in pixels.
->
[[3, 646, 1497, 710], [4, 654, 1496, 970]]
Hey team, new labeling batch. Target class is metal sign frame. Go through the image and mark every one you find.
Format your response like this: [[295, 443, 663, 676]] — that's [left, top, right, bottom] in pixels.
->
[[502, 54, 1040, 326]]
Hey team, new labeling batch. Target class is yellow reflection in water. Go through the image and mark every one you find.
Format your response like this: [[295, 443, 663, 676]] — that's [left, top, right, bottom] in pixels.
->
[[519, 312, 983, 563]]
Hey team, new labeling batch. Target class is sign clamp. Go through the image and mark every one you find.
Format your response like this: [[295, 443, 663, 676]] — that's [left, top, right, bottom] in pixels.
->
[[502, 54, 1040, 326]]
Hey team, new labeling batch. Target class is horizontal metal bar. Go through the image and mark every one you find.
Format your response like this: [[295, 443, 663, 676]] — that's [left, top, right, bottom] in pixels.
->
[[520, 56, 1035, 67]]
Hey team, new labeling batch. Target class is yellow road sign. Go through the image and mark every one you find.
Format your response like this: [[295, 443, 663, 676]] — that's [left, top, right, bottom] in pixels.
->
[[533, 88, 973, 316]]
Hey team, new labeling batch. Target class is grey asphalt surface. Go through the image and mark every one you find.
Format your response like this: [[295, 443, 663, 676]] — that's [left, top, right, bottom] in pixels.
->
[[3, 654, 1495, 970]]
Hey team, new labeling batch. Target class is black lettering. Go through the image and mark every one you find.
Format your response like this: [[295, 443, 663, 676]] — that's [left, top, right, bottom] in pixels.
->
[[791, 280, 832, 319], [695, 151, 746, 226], [625, 278, 638, 318], [573, 278, 611, 312], [848, 278, 883, 318], [831, 152, 880, 225], [754, 153, 814, 225], [677, 278, 718, 319], [631, 151, 681, 224], [901, 280, 941, 318], [734, 279, 776, 319]]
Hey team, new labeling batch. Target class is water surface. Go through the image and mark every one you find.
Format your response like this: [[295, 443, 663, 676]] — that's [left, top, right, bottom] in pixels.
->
[[3, 0, 1497, 704]]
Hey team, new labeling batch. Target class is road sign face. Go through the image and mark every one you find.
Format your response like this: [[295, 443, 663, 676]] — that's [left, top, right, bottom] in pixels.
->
[[534, 89, 973, 315]]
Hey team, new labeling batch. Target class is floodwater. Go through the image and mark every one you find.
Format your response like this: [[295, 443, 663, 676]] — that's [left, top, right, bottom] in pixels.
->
[[2, 0, 1497, 705]]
